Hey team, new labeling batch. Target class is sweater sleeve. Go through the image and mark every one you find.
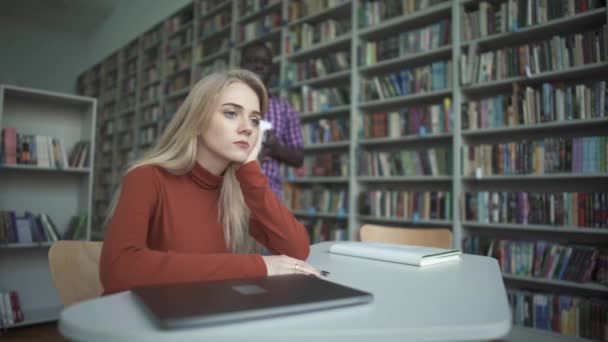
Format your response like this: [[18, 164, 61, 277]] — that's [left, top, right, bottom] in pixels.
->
[[235, 161, 310, 260], [99, 166, 267, 295]]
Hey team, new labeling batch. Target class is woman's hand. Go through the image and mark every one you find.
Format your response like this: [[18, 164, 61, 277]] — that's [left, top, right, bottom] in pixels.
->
[[243, 126, 263, 165], [262, 255, 321, 277]]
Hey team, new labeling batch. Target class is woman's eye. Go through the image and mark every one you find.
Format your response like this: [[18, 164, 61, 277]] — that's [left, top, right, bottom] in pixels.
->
[[224, 111, 237, 118], [250, 118, 260, 126]]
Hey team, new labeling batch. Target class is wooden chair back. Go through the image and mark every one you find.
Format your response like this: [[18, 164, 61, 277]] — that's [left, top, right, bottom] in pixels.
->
[[48, 240, 103, 307]]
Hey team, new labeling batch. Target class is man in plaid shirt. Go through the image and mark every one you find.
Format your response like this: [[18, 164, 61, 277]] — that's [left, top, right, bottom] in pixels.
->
[[241, 43, 304, 199]]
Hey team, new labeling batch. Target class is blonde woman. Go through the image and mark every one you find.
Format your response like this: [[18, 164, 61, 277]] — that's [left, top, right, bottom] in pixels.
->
[[100, 69, 320, 295]]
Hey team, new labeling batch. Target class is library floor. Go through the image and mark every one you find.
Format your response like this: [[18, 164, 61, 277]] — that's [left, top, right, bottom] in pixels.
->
[[2, 322, 66, 341]]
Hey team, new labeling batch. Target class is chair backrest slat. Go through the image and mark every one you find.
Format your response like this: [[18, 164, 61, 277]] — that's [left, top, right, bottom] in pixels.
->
[[48, 241, 103, 307]]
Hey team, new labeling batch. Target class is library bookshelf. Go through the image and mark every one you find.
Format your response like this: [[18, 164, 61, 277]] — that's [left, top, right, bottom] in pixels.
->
[[0, 85, 96, 327], [77, 1, 607, 340]]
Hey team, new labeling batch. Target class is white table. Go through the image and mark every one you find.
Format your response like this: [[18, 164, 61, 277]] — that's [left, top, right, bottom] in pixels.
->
[[59, 241, 512, 341]]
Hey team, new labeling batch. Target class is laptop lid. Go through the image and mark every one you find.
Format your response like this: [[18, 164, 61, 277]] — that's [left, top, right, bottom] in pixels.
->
[[133, 274, 373, 329]]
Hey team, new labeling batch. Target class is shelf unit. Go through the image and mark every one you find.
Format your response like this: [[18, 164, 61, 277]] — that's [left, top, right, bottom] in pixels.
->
[[0, 84, 96, 327], [77, 1, 607, 339]]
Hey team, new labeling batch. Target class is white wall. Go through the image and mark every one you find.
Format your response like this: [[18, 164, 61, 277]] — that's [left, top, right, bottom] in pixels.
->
[[0, 18, 87, 93], [0, 0, 192, 94], [83, 0, 192, 71]]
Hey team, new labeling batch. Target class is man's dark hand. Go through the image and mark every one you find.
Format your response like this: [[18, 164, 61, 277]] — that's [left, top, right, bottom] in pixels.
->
[[263, 131, 280, 158]]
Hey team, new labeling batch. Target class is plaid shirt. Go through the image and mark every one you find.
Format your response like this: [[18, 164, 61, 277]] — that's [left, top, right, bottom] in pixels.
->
[[261, 96, 303, 197]]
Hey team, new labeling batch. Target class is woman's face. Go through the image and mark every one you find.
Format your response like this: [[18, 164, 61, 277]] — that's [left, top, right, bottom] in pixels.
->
[[197, 82, 261, 174]]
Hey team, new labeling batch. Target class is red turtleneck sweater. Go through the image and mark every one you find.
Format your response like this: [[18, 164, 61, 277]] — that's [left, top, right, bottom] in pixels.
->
[[99, 161, 310, 295]]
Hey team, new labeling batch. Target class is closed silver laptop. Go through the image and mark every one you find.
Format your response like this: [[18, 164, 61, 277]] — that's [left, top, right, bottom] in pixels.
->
[[133, 274, 373, 329]]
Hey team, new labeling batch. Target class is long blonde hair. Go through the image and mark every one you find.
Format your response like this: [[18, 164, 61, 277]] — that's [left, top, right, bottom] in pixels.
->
[[105, 69, 268, 253]]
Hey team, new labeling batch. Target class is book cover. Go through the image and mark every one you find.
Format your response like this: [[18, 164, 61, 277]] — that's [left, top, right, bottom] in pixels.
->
[[329, 241, 461, 267]]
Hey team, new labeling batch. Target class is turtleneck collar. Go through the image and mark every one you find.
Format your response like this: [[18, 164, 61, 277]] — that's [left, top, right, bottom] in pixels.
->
[[188, 162, 223, 190]]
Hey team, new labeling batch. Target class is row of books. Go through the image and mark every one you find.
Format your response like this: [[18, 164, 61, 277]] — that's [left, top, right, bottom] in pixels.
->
[[357, 0, 447, 28], [462, 24, 607, 84], [463, 236, 607, 284], [286, 51, 350, 83], [195, 36, 229, 62], [239, 0, 280, 18], [1, 129, 90, 169], [299, 218, 348, 244], [302, 118, 349, 145], [195, 59, 229, 79], [167, 27, 193, 55], [462, 81, 607, 130], [117, 94, 136, 113], [358, 190, 453, 221], [506, 289, 607, 341], [167, 7, 193, 35], [165, 73, 191, 95], [362, 61, 452, 101], [287, 0, 346, 22], [461, 0, 605, 41], [284, 186, 348, 215], [359, 19, 451, 65], [166, 48, 192, 75], [463, 191, 608, 228], [200, 0, 229, 16], [239, 12, 282, 43], [0, 211, 88, 244], [199, 11, 231, 39], [285, 18, 351, 54], [358, 99, 452, 138], [0, 290, 23, 328], [285, 153, 349, 178], [358, 147, 452, 176], [290, 85, 350, 114], [462, 136, 608, 176]]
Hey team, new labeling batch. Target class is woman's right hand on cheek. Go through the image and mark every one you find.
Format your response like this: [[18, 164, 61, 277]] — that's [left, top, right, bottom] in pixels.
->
[[262, 255, 321, 277]]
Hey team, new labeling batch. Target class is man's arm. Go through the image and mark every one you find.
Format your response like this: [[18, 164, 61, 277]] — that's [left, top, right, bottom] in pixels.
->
[[263, 132, 303, 167], [263, 100, 305, 167]]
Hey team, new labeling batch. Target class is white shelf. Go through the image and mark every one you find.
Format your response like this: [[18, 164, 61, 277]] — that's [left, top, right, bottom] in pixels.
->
[[462, 222, 608, 235], [235, 27, 281, 49], [358, 215, 452, 226], [197, 49, 230, 65], [0, 165, 91, 174], [358, 176, 452, 182], [358, 46, 453, 75], [199, 0, 231, 20], [199, 25, 231, 42], [286, 177, 349, 184], [288, 70, 351, 89], [288, 1, 351, 27], [302, 141, 350, 151], [462, 117, 608, 136], [6, 306, 62, 328], [358, 2, 452, 40], [291, 211, 348, 219], [359, 89, 452, 110], [502, 274, 608, 293], [0, 242, 53, 249], [299, 105, 350, 120], [462, 173, 608, 181], [462, 8, 607, 49], [358, 133, 452, 146], [238, 1, 281, 24], [462, 63, 608, 94], [506, 325, 595, 342], [286, 34, 351, 60]]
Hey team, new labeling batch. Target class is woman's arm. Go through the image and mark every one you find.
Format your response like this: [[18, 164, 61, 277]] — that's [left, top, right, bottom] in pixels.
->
[[99, 166, 267, 295], [235, 161, 310, 260]]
